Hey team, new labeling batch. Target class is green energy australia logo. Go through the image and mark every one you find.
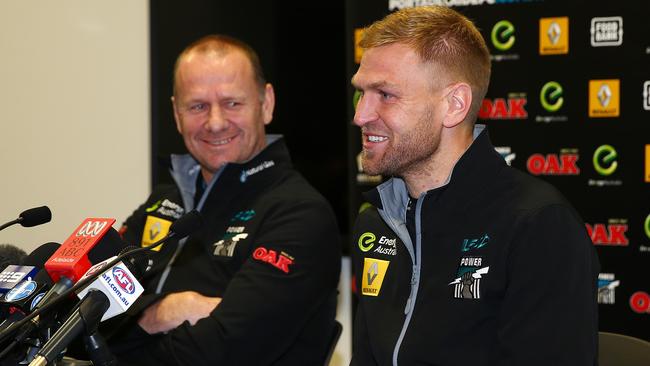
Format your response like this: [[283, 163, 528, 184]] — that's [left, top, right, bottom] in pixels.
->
[[358, 232, 376, 252], [593, 145, 618, 176], [540, 81, 564, 112], [491, 20, 515, 51]]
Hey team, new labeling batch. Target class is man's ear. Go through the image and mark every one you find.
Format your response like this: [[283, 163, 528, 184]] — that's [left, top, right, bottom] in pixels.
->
[[262, 83, 275, 125], [171, 96, 183, 133], [443, 83, 472, 128]]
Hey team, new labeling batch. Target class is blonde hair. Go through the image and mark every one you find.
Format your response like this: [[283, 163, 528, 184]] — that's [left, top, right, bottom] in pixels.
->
[[360, 6, 491, 122]]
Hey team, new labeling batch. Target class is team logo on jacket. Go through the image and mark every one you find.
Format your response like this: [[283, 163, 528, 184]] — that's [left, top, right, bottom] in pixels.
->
[[141, 216, 173, 251], [358, 232, 397, 256], [598, 273, 619, 305], [252, 247, 294, 273], [449, 257, 489, 300], [461, 234, 490, 252], [213, 227, 249, 257], [145, 199, 184, 219], [231, 210, 256, 222], [362, 258, 389, 297]]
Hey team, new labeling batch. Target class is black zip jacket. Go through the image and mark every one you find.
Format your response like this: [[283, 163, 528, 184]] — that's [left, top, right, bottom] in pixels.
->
[[109, 136, 341, 365], [351, 126, 599, 366]]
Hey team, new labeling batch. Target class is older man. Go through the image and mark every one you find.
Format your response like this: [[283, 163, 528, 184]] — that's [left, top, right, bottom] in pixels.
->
[[350, 6, 599, 366], [111, 35, 341, 366]]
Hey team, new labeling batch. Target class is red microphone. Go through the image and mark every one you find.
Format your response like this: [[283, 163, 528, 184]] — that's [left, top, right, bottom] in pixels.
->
[[44, 218, 116, 283]]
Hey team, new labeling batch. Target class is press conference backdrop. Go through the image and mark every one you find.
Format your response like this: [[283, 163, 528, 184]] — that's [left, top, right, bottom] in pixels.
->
[[346, 0, 650, 340], [0, 0, 150, 252]]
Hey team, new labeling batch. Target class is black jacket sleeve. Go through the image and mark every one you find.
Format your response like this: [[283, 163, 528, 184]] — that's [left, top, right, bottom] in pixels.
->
[[118, 198, 341, 366], [496, 204, 600, 365]]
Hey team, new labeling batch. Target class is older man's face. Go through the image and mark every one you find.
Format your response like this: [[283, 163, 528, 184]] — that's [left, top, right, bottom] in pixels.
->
[[172, 49, 274, 182]]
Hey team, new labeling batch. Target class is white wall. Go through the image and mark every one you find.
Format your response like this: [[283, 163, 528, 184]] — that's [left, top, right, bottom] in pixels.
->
[[0, 1, 150, 252]]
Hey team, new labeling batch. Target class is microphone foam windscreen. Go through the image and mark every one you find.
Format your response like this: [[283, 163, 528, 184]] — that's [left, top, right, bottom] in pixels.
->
[[19, 206, 52, 227], [0, 244, 27, 271], [21, 242, 61, 268], [170, 210, 203, 238]]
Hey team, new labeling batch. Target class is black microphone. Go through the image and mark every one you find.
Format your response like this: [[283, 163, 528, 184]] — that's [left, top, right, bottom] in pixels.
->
[[169, 210, 203, 239], [8, 230, 129, 345], [0, 206, 52, 232], [0, 243, 61, 361], [0, 210, 202, 346], [29, 290, 110, 366]]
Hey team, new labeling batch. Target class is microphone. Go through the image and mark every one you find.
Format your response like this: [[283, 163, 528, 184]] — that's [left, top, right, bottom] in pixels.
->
[[0, 244, 27, 272], [29, 290, 111, 366], [8, 227, 128, 347], [26, 256, 145, 365], [168, 210, 203, 239], [44, 218, 117, 283], [0, 206, 52, 232], [29, 257, 145, 366], [75, 257, 143, 321], [0, 244, 60, 361], [0, 243, 59, 296], [0, 211, 201, 345], [0, 270, 52, 315]]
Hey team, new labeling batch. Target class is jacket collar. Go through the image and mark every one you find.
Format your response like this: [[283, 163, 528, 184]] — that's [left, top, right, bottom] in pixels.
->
[[169, 134, 290, 212], [364, 125, 506, 219]]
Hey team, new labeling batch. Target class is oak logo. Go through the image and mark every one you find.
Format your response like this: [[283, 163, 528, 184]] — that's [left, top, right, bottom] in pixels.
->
[[589, 79, 619, 117], [586, 221, 629, 246], [539, 17, 569, 55], [252, 247, 294, 274], [526, 151, 580, 175], [479, 94, 527, 120]]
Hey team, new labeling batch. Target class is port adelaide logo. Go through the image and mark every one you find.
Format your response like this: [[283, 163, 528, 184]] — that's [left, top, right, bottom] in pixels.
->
[[449, 257, 489, 300], [598, 273, 619, 305]]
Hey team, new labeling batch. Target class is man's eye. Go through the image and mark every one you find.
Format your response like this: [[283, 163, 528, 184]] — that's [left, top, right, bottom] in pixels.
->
[[380, 91, 393, 100], [225, 101, 241, 108], [189, 104, 207, 112]]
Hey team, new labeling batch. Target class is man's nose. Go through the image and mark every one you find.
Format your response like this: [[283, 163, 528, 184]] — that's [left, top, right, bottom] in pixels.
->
[[204, 105, 228, 132], [353, 93, 378, 127]]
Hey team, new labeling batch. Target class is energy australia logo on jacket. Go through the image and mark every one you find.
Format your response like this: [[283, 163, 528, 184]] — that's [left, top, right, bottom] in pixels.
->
[[357, 232, 397, 256]]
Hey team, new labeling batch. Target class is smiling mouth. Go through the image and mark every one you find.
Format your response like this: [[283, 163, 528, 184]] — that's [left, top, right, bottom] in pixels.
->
[[366, 135, 388, 143], [204, 136, 235, 146]]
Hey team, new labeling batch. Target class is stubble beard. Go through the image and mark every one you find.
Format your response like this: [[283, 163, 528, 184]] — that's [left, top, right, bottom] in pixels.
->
[[361, 107, 439, 178]]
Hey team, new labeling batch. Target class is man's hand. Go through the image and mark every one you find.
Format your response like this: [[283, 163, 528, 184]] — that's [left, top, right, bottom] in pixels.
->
[[138, 291, 222, 334]]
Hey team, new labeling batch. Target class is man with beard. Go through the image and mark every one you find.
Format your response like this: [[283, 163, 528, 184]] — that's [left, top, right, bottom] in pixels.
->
[[349, 6, 599, 365]]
